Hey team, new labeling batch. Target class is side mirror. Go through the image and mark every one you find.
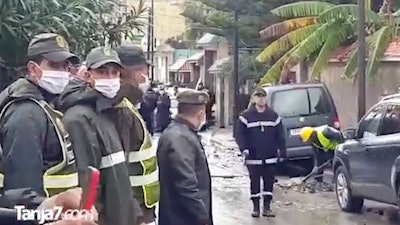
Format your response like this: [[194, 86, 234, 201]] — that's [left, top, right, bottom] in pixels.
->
[[342, 128, 356, 139]]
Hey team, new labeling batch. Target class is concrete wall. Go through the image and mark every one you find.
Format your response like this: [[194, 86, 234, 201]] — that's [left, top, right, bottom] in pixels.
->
[[319, 61, 400, 128], [128, 0, 188, 43], [215, 76, 225, 127], [216, 38, 229, 60], [155, 51, 174, 83]]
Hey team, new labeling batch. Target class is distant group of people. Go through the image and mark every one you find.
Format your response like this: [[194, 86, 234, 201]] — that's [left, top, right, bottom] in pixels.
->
[[139, 83, 171, 135], [138, 81, 216, 135]]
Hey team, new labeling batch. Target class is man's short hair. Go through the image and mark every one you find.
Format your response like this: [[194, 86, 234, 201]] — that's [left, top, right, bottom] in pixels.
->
[[177, 103, 205, 116], [27, 55, 45, 64]]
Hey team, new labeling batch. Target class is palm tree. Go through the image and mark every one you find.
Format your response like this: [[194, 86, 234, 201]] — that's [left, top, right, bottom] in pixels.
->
[[256, 0, 399, 84]]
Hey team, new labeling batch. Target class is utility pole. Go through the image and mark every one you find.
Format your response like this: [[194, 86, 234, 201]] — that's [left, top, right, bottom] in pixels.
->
[[232, 0, 239, 134], [357, 0, 366, 120], [150, 0, 155, 80], [146, 6, 151, 77]]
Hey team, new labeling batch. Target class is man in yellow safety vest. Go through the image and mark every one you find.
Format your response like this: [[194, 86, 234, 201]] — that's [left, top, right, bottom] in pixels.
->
[[113, 45, 160, 225], [300, 125, 343, 184], [0, 33, 79, 200]]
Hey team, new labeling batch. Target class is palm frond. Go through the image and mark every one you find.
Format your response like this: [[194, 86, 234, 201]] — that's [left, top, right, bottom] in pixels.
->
[[271, 1, 334, 19], [310, 22, 355, 79], [343, 48, 359, 79], [256, 24, 320, 63], [343, 33, 378, 78], [259, 45, 299, 85], [259, 17, 316, 40], [286, 20, 345, 67], [317, 4, 381, 24], [366, 26, 392, 80]]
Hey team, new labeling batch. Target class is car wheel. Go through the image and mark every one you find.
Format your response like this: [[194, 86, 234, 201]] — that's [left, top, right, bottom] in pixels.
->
[[335, 166, 364, 213], [398, 184, 400, 216]]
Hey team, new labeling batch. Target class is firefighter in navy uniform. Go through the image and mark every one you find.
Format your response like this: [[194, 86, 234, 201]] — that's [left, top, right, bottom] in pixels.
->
[[300, 126, 343, 184], [235, 88, 287, 218], [0, 33, 79, 199]]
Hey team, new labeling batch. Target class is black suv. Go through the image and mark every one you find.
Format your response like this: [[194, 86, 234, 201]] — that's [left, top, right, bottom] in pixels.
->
[[333, 96, 400, 213], [262, 83, 339, 161]]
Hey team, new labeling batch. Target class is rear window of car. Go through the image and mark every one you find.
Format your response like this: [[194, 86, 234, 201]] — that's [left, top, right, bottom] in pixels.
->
[[271, 87, 331, 118]]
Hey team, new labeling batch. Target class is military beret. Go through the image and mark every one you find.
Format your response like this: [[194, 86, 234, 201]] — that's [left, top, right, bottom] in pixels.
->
[[252, 88, 267, 96], [177, 89, 209, 105]]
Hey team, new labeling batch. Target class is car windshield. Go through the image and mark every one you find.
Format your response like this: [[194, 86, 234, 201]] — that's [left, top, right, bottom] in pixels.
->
[[271, 87, 331, 118]]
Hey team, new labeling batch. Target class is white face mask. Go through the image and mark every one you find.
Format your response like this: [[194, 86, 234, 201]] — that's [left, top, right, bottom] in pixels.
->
[[94, 78, 121, 98], [138, 73, 150, 93], [37, 70, 70, 94]]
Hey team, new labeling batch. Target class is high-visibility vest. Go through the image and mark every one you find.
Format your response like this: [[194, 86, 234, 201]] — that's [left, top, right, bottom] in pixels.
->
[[0, 98, 78, 197], [313, 126, 338, 152], [116, 98, 160, 208]]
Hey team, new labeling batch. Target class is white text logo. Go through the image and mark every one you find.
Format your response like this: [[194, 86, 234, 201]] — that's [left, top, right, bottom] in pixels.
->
[[15, 205, 94, 224]]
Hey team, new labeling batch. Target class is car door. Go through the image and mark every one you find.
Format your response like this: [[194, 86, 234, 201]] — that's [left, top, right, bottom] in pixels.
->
[[366, 103, 400, 204], [348, 104, 385, 197]]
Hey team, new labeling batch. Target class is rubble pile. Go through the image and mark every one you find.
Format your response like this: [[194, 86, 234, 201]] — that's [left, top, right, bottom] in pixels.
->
[[276, 178, 334, 193]]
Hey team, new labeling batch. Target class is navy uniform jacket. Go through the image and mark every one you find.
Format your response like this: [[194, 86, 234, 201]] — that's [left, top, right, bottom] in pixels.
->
[[235, 105, 287, 165]]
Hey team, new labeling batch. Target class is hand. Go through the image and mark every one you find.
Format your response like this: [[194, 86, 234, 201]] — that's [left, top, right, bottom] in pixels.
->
[[38, 188, 98, 222], [312, 166, 319, 174], [242, 150, 249, 157]]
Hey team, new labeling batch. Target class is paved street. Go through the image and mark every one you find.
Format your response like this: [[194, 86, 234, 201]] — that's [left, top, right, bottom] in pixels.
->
[[153, 130, 400, 225]]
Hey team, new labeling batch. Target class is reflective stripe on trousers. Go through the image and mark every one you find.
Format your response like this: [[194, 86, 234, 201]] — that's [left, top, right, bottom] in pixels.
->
[[250, 192, 273, 198], [245, 158, 279, 165]]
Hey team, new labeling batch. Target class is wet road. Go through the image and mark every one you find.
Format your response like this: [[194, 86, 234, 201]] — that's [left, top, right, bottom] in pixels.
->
[[153, 132, 400, 225]]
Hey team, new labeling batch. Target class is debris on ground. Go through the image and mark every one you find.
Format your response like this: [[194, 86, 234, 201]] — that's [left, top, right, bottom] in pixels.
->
[[276, 177, 334, 193], [386, 208, 400, 223]]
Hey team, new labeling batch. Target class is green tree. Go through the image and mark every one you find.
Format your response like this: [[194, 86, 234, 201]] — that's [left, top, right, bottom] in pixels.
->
[[0, 0, 146, 89], [180, 0, 357, 82], [218, 51, 268, 84], [256, 1, 400, 84]]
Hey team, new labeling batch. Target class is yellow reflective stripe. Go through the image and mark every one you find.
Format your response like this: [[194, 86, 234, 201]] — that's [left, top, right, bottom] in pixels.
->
[[317, 131, 335, 151], [128, 146, 156, 163], [0, 173, 78, 188], [43, 173, 79, 188], [130, 169, 159, 187]]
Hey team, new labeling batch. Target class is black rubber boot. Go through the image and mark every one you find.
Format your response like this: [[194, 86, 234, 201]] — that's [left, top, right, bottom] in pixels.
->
[[251, 199, 260, 217], [262, 199, 275, 217]]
